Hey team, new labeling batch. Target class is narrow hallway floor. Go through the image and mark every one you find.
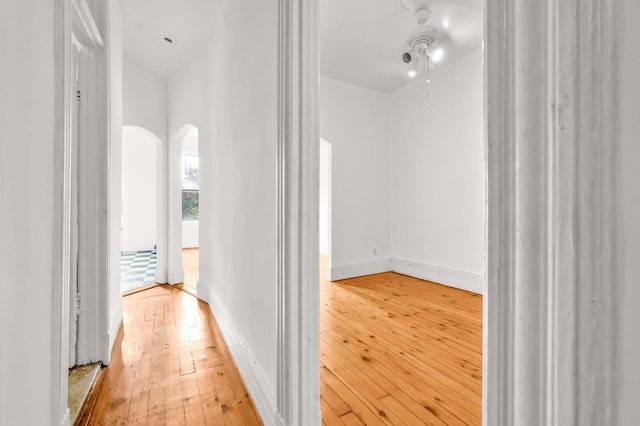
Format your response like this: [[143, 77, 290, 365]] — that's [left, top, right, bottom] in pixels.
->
[[79, 285, 262, 425]]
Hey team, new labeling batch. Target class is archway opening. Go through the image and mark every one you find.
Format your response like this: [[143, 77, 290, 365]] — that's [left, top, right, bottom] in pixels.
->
[[120, 125, 161, 293], [180, 126, 200, 292]]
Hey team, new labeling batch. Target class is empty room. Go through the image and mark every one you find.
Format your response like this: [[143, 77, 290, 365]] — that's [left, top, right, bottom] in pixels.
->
[[318, 0, 484, 423]]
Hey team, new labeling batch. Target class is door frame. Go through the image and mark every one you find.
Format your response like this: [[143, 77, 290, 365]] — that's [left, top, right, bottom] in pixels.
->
[[284, 0, 621, 424], [52, 0, 112, 424]]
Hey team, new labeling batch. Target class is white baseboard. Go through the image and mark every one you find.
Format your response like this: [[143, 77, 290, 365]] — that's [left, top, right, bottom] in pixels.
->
[[106, 302, 123, 364], [154, 269, 168, 284], [201, 281, 280, 425], [196, 279, 209, 303], [390, 257, 483, 294], [58, 409, 70, 426], [167, 270, 184, 285], [329, 260, 391, 281]]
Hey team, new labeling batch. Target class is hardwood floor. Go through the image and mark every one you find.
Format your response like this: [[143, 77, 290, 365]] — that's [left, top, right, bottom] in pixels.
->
[[319, 257, 483, 425], [182, 248, 199, 291], [79, 285, 261, 425], [83, 256, 480, 425]]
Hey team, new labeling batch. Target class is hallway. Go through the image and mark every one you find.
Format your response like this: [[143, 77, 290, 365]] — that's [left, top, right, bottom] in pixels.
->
[[80, 285, 261, 425]]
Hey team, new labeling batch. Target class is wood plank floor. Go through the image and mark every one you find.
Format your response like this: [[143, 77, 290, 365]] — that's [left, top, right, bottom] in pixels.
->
[[80, 285, 262, 425], [319, 256, 483, 425], [182, 248, 199, 291]]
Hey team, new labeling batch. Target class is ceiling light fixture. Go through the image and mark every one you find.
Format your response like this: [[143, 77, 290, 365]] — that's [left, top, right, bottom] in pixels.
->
[[407, 58, 418, 78], [400, 0, 444, 108], [430, 48, 443, 62]]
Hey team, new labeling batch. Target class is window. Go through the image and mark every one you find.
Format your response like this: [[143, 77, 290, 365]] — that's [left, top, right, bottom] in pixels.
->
[[182, 155, 199, 221]]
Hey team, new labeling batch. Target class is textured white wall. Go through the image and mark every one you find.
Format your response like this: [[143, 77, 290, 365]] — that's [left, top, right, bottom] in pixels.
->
[[390, 49, 484, 277], [619, 0, 640, 422], [0, 1, 56, 423], [319, 76, 392, 271], [121, 126, 158, 251]]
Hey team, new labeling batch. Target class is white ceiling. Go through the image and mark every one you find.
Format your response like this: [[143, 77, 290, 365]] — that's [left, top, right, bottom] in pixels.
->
[[122, 0, 219, 77], [121, 0, 482, 90], [320, 0, 483, 93]]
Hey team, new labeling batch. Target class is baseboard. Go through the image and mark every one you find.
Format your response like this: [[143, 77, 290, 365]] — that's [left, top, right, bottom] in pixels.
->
[[167, 270, 184, 285], [106, 302, 123, 364], [329, 260, 391, 281], [154, 269, 168, 284], [58, 409, 70, 426], [390, 257, 483, 294], [196, 279, 209, 303], [202, 281, 280, 425]]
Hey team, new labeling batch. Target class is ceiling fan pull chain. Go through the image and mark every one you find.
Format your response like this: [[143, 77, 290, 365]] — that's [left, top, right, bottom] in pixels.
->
[[425, 53, 431, 108]]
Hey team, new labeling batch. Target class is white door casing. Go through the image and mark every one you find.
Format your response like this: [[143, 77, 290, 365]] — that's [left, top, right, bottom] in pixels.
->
[[484, 0, 620, 424], [276, 0, 321, 424], [52, 0, 112, 424]]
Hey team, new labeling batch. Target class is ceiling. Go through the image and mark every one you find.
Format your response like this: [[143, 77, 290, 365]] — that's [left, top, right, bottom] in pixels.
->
[[122, 0, 219, 77], [121, 0, 482, 90], [320, 0, 483, 93]]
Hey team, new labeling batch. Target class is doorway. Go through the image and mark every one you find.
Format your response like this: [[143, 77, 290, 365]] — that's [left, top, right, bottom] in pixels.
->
[[317, 0, 484, 423], [180, 126, 200, 293], [120, 125, 161, 293]]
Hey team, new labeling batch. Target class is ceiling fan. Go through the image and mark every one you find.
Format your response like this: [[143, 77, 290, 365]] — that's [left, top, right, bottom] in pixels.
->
[[399, 0, 444, 80], [399, 0, 447, 106]]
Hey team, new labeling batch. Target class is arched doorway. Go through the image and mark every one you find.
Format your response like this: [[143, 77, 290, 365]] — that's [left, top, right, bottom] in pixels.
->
[[120, 125, 162, 292], [177, 125, 200, 293]]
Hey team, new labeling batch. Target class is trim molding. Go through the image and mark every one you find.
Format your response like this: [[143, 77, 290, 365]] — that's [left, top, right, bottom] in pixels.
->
[[58, 410, 70, 426], [154, 269, 168, 284], [71, 0, 103, 48], [202, 281, 281, 426], [167, 270, 184, 285], [52, 0, 73, 423], [329, 260, 390, 281], [485, 0, 619, 423], [106, 304, 123, 365], [196, 279, 209, 303], [390, 258, 483, 294], [276, 0, 321, 424]]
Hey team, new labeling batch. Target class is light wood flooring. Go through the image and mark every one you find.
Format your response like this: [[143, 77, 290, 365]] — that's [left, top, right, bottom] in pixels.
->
[[78, 285, 261, 425], [182, 248, 199, 291], [85, 255, 481, 425], [319, 257, 483, 425]]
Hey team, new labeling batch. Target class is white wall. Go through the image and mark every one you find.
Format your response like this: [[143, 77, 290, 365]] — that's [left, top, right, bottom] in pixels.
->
[[620, 0, 640, 421], [319, 140, 331, 255], [389, 49, 484, 292], [320, 76, 391, 278], [123, 56, 167, 141], [121, 126, 158, 251], [194, 0, 279, 418], [0, 1, 56, 423], [182, 222, 199, 248]]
